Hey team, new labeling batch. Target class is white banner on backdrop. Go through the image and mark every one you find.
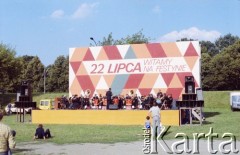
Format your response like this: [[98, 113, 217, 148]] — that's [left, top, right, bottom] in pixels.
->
[[83, 57, 190, 75]]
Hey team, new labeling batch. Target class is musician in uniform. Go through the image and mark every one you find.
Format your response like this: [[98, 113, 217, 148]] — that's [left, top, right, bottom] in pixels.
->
[[106, 88, 112, 110], [161, 93, 168, 110], [166, 94, 173, 109], [92, 94, 99, 107], [156, 89, 163, 98], [118, 95, 124, 109], [141, 95, 148, 109], [98, 94, 103, 107], [112, 95, 119, 105], [79, 95, 85, 109], [125, 94, 131, 99], [132, 94, 139, 109]]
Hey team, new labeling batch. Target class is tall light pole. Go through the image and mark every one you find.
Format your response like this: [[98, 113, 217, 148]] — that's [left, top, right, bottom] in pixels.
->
[[90, 37, 97, 46]]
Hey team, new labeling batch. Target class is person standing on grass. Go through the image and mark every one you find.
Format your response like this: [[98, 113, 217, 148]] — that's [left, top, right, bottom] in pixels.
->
[[7, 103, 12, 115], [145, 116, 151, 129], [0, 112, 16, 155], [148, 101, 161, 138]]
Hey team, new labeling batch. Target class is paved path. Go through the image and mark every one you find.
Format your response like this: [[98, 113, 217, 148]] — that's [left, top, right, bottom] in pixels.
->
[[14, 140, 240, 155]]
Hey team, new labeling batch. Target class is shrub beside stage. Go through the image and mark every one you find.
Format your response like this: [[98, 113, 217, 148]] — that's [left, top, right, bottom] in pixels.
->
[[32, 110, 180, 126]]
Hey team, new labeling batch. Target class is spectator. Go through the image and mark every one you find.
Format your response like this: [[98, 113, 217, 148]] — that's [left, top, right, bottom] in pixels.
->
[[0, 112, 16, 154], [8, 130, 16, 155], [7, 103, 12, 115], [33, 124, 49, 140], [145, 116, 151, 129], [44, 129, 51, 139], [148, 101, 161, 138]]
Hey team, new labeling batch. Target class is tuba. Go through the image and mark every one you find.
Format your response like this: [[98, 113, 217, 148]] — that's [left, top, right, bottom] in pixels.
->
[[85, 89, 91, 97]]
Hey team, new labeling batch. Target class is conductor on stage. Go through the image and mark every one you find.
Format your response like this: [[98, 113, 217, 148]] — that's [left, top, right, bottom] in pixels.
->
[[106, 88, 112, 110]]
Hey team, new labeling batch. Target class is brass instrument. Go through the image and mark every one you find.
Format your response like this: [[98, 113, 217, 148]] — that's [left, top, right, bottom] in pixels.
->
[[85, 89, 91, 97]]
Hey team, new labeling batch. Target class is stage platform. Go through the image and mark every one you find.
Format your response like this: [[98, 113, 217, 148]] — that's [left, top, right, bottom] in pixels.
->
[[32, 110, 180, 126]]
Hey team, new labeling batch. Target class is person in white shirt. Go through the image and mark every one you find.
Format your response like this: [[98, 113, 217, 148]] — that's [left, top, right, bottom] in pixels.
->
[[148, 101, 161, 138]]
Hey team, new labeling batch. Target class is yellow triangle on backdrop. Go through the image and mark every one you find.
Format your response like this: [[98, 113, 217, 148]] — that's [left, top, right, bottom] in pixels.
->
[[96, 47, 108, 60], [184, 56, 199, 71], [168, 73, 183, 88], [70, 77, 82, 96], [161, 42, 182, 57], [103, 75, 116, 87], [89, 75, 101, 87], [70, 47, 88, 62], [76, 63, 88, 75], [131, 44, 151, 58], [139, 74, 159, 88]]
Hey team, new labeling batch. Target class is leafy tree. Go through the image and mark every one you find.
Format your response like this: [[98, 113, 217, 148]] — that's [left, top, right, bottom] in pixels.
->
[[46, 56, 68, 92], [115, 29, 150, 44], [222, 40, 240, 89], [206, 40, 240, 90], [97, 32, 115, 46], [21, 55, 35, 62], [96, 29, 150, 46], [0, 44, 22, 92], [200, 41, 219, 56], [44, 64, 54, 92], [215, 33, 239, 52], [201, 52, 213, 90], [177, 38, 196, 42], [24, 56, 44, 92]]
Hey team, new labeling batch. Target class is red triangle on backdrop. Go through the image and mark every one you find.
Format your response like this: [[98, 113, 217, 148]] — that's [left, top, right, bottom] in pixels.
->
[[76, 75, 95, 96], [124, 74, 145, 89], [83, 48, 95, 61], [146, 43, 167, 58], [104, 45, 122, 60], [161, 73, 175, 87], [176, 72, 199, 88], [166, 88, 183, 99], [138, 88, 152, 96], [70, 61, 81, 74], [176, 72, 194, 87], [184, 42, 199, 56]]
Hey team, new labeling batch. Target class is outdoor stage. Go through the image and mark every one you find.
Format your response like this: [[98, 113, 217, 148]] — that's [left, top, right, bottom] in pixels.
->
[[32, 110, 180, 126]]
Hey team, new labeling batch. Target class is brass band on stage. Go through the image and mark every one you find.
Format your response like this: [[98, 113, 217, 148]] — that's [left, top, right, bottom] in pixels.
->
[[59, 89, 173, 110]]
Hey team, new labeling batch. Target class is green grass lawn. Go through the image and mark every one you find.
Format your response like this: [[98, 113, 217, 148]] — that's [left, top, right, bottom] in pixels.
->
[[1, 91, 240, 144]]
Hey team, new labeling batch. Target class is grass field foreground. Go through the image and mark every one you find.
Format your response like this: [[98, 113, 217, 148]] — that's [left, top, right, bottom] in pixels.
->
[[1, 91, 240, 144]]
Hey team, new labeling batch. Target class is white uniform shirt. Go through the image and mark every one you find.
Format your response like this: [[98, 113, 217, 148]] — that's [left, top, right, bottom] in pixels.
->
[[149, 106, 160, 118]]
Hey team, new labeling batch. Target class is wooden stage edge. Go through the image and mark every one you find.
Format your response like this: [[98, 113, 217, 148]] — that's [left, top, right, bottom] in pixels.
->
[[32, 110, 180, 126]]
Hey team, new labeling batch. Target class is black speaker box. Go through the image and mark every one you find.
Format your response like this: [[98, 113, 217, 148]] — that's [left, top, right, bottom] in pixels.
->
[[20, 85, 29, 96], [109, 104, 118, 110], [185, 76, 194, 82], [182, 94, 197, 101], [21, 80, 29, 86], [185, 82, 195, 94], [196, 88, 204, 101]]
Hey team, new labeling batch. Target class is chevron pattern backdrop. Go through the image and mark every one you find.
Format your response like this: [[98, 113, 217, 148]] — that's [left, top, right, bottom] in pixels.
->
[[69, 41, 201, 100]]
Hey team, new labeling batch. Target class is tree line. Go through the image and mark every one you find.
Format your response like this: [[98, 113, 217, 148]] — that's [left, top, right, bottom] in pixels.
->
[[0, 47, 69, 93], [0, 31, 240, 93]]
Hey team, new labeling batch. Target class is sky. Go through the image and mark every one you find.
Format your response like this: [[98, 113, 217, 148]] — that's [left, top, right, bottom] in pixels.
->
[[0, 0, 240, 66]]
